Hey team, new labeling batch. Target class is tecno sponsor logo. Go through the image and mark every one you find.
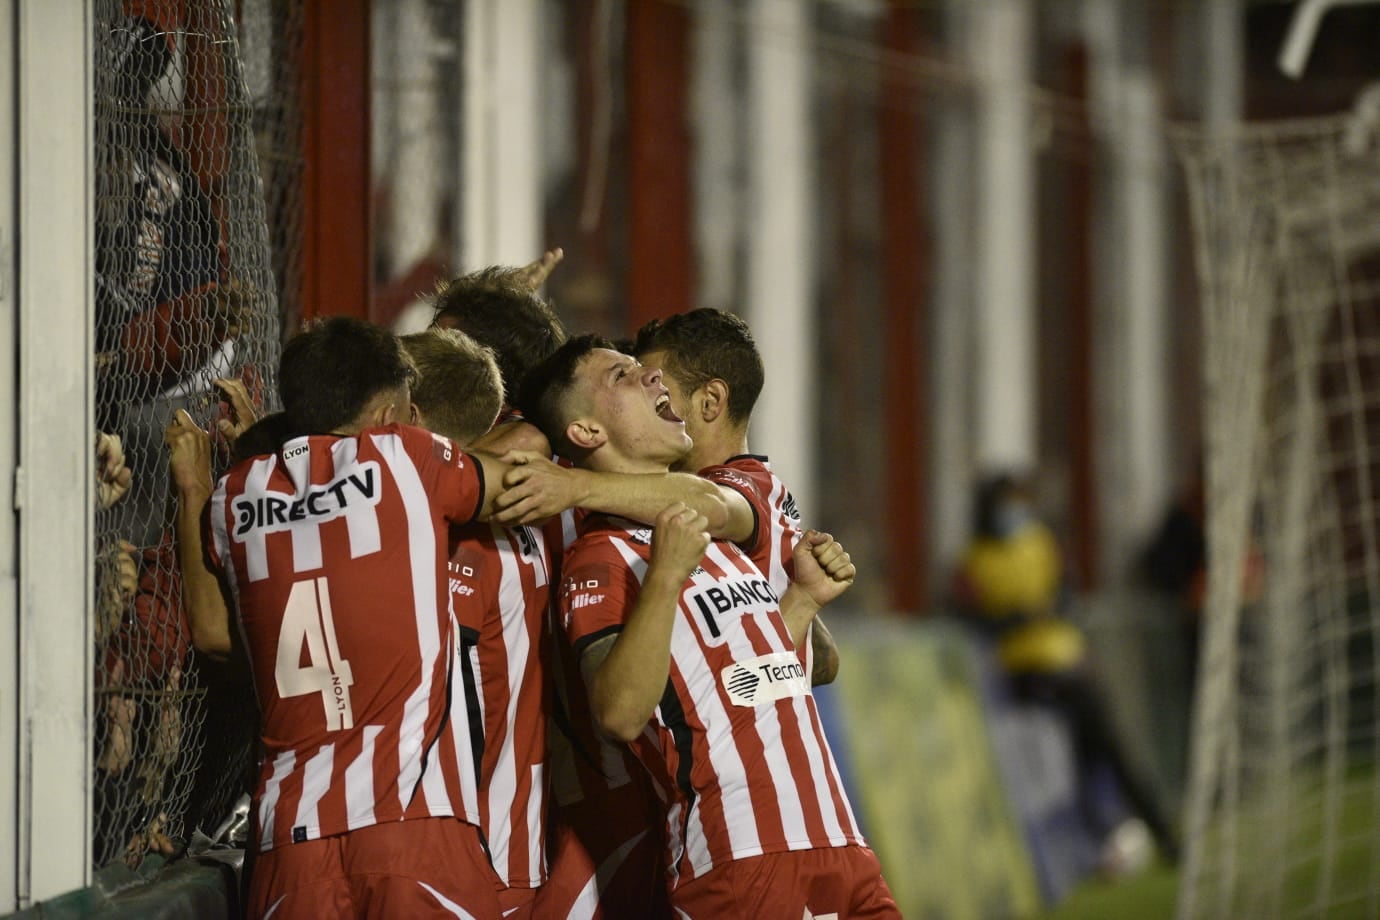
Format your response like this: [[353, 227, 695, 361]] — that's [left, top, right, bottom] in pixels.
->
[[233, 461, 382, 538], [720, 652, 809, 707]]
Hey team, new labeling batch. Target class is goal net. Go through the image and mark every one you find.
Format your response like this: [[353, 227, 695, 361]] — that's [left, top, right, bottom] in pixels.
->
[[92, 0, 285, 871], [1176, 114, 1380, 919]]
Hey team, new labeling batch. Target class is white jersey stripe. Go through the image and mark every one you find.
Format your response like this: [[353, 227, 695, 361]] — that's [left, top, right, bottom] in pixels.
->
[[293, 742, 335, 840], [282, 437, 322, 573], [810, 703, 863, 838], [525, 762, 545, 883], [242, 455, 276, 583], [209, 479, 256, 707], [334, 438, 382, 559], [764, 476, 790, 596], [258, 750, 295, 850], [345, 725, 382, 830], [701, 543, 800, 851], [485, 533, 527, 877], [373, 432, 443, 810]]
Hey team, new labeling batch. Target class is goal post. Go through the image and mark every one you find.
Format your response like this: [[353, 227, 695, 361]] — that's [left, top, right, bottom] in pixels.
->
[[11, 0, 97, 905], [1176, 113, 1380, 920]]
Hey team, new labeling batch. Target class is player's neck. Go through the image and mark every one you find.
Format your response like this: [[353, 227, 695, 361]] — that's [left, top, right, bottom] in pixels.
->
[[588, 452, 670, 476], [685, 424, 751, 472]]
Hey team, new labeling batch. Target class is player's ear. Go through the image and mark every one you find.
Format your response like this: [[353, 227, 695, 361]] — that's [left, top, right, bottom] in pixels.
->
[[567, 418, 605, 451], [700, 379, 729, 424]]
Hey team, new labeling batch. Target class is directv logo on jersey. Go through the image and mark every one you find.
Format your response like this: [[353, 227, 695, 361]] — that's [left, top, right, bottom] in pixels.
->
[[233, 462, 382, 537], [721, 652, 810, 707]]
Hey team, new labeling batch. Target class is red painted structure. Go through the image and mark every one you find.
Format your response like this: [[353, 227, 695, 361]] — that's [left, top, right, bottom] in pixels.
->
[[300, 0, 371, 322]]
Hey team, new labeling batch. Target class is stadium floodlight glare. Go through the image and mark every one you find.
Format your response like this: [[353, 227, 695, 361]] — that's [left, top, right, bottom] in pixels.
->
[[1277, 0, 1380, 79]]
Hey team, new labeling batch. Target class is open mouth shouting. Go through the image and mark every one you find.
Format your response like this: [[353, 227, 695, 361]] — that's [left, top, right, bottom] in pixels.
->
[[655, 391, 683, 424]]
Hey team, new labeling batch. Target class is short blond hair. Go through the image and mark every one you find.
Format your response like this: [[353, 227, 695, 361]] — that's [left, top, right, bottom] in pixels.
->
[[400, 327, 503, 445]]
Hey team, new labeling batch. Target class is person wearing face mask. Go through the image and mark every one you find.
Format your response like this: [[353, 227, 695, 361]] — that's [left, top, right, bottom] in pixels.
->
[[952, 473, 1180, 875]]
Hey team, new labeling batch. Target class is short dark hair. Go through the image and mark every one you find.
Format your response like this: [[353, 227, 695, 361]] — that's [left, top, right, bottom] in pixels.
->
[[278, 317, 416, 434], [232, 411, 297, 463], [400, 328, 503, 446], [632, 309, 764, 423], [514, 334, 613, 461], [430, 268, 568, 405]]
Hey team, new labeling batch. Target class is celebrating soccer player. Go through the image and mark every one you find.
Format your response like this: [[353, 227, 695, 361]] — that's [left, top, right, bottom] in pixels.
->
[[516, 336, 900, 918], [633, 308, 841, 686]]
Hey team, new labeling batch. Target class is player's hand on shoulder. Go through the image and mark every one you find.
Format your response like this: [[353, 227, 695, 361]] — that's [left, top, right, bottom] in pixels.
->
[[650, 502, 711, 580], [492, 450, 581, 524], [792, 530, 856, 606]]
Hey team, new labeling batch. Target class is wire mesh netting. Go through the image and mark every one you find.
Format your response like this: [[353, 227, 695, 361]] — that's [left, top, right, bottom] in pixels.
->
[[92, 0, 290, 871], [1176, 115, 1380, 920]]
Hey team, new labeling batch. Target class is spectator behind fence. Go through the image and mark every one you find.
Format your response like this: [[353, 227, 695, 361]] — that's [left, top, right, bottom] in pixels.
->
[[97, 13, 248, 549], [93, 430, 190, 868], [951, 472, 1180, 872]]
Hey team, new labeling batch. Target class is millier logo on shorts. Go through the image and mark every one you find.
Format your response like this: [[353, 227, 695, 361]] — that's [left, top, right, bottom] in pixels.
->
[[720, 651, 810, 707]]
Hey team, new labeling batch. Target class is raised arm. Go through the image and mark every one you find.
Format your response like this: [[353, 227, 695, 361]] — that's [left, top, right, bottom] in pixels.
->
[[778, 530, 855, 651], [164, 410, 232, 659], [581, 503, 709, 742], [490, 451, 755, 542]]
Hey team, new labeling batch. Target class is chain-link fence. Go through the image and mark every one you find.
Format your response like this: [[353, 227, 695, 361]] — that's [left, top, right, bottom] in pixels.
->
[[92, 0, 286, 872]]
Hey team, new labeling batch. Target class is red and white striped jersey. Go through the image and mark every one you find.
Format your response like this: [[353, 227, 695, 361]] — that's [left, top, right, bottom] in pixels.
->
[[559, 516, 864, 889], [545, 507, 650, 812], [205, 423, 485, 853], [699, 455, 815, 675], [699, 455, 802, 598], [439, 522, 554, 889]]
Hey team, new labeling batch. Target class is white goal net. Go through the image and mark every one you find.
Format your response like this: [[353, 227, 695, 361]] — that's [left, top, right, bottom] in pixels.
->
[[1176, 113, 1380, 920]]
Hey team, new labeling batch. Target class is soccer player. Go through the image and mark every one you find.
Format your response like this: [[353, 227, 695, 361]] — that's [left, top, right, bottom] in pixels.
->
[[425, 269, 768, 918], [400, 325, 555, 918], [632, 308, 840, 685], [197, 317, 516, 919], [518, 335, 900, 918]]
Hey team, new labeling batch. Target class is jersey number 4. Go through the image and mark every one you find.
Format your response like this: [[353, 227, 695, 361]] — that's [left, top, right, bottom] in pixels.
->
[[275, 577, 356, 731]]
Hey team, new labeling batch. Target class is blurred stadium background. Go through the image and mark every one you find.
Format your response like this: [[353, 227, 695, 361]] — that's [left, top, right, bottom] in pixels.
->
[[3, 0, 1380, 917]]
